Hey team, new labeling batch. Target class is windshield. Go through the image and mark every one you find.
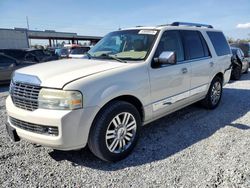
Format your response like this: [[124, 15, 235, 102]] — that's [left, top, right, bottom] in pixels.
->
[[88, 29, 158, 61]]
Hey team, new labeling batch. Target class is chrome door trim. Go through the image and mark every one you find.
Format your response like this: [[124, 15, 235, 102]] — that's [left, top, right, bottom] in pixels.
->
[[152, 83, 208, 111]]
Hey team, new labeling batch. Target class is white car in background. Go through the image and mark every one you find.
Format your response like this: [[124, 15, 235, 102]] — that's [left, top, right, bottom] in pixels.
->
[[68, 47, 90, 59]]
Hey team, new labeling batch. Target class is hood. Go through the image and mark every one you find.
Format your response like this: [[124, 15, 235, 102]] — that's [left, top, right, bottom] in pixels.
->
[[15, 58, 126, 88]]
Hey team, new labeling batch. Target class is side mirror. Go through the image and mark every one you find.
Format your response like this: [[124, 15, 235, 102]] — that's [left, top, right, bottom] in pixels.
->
[[154, 51, 177, 65]]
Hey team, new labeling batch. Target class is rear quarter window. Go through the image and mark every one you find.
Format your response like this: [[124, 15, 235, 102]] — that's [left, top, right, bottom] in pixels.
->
[[207, 31, 231, 56]]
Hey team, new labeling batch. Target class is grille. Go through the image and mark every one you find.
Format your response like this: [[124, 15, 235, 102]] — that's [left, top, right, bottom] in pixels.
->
[[10, 82, 41, 111], [9, 116, 58, 136]]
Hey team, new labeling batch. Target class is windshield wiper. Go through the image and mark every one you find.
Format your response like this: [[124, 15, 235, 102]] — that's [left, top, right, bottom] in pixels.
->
[[99, 53, 127, 63]]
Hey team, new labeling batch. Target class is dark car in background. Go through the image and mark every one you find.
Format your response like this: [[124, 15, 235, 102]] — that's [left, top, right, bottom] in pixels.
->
[[0, 53, 37, 83], [0, 49, 58, 63], [231, 42, 250, 65], [55, 48, 69, 58], [0, 49, 29, 61], [26, 49, 59, 62], [230, 47, 249, 80]]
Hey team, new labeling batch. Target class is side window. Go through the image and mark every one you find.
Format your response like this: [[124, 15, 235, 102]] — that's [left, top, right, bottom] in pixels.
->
[[0, 55, 16, 66], [207, 31, 231, 56], [154, 30, 184, 62], [181, 30, 206, 60]]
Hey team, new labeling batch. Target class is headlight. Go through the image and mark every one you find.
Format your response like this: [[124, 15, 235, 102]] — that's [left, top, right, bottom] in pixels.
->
[[38, 88, 83, 110]]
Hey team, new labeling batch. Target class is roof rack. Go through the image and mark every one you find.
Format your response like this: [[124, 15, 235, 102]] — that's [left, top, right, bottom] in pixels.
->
[[171, 22, 213, 28]]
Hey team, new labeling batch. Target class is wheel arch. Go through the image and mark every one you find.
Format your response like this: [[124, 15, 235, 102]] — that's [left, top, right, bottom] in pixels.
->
[[214, 72, 224, 83], [97, 95, 145, 122], [208, 72, 224, 88]]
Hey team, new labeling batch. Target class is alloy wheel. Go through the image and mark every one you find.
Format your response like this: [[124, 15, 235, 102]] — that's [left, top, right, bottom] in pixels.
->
[[211, 81, 222, 105], [105, 112, 137, 153]]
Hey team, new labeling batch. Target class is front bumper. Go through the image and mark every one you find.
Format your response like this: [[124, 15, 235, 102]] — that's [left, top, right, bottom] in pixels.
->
[[6, 96, 99, 150]]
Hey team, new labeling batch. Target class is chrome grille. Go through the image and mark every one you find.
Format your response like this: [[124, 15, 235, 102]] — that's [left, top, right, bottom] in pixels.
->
[[9, 116, 58, 136], [10, 82, 41, 111]]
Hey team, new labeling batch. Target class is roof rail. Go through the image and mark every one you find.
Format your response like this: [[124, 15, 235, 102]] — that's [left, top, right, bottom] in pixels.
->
[[157, 24, 171, 27], [171, 22, 213, 28]]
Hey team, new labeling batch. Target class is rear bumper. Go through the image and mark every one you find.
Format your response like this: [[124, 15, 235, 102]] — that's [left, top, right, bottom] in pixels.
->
[[6, 96, 100, 150]]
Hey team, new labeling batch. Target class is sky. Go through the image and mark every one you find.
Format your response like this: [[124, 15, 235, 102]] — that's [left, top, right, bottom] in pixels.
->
[[0, 0, 250, 40]]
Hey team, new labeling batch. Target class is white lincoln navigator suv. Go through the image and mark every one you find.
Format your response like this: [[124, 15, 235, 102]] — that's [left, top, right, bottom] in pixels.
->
[[6, 22, 232, 162]]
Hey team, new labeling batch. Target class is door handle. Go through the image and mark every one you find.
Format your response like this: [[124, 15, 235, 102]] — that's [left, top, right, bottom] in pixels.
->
[[210, 62, 214, 67], [182, 68, 188, 74]]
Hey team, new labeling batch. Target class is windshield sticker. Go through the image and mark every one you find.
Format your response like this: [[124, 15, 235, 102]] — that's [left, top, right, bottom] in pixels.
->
[[138, 30, 157, 35]]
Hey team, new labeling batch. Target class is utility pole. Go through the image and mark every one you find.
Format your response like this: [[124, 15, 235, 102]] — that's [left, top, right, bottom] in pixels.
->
[[26, 16, 31, 47], [26, 16, 30, 29]]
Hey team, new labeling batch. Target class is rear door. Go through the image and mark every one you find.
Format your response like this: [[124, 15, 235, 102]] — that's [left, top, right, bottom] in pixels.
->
[[181, 30, 212, 95]]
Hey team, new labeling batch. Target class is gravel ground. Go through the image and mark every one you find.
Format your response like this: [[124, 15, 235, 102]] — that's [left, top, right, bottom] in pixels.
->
[[0, 73, 250, 188]]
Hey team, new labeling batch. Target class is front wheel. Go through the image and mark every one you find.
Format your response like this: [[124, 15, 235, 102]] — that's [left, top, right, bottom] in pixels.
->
[[88, 101, 141, 162], [201, 76, 223, 109]]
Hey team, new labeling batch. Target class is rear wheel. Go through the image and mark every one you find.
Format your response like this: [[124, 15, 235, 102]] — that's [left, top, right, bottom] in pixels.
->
[[201, 76, 223, 109], [88, 101, 141, 162]]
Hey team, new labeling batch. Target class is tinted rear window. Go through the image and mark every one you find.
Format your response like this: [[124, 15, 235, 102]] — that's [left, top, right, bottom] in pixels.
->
[[207, 31, 231, 56]]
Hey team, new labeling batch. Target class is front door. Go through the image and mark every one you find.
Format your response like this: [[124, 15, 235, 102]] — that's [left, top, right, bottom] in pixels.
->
[[181, 30, 212, 93], [149, 30, 191, 118]]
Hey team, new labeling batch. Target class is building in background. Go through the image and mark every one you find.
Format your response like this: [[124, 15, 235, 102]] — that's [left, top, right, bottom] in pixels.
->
[[0, 28, 29, 49], [0, 28, 102, 49]]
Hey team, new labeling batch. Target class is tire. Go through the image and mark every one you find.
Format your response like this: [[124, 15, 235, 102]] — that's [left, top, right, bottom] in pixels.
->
[[231, 64, 242, 80], [201, 76, 223, 109], [88, 101, 141, 162]]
